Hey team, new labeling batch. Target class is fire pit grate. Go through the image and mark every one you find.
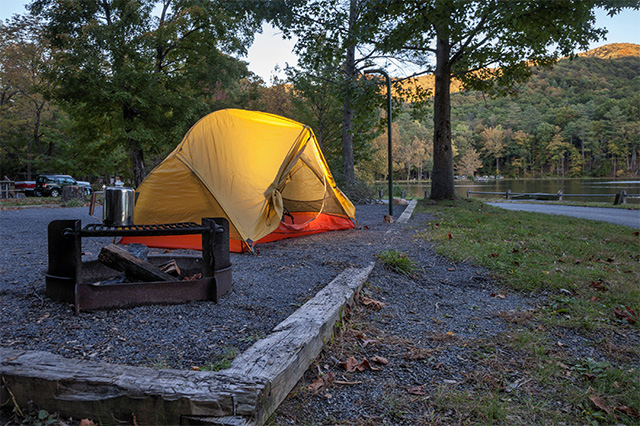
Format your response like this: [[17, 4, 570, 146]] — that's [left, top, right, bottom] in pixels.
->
[[46, 217, 232, 312], [80, 222, 212, 236]]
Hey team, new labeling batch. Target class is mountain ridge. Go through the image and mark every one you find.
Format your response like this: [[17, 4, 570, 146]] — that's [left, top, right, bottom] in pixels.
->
[[400, 42, 640, 95]]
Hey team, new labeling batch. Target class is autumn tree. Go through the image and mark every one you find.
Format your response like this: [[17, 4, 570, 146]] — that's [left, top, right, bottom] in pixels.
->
[[480, 126, 507, 175], [30, 0, 265, 185], [452, 123, 479, 177], [374, 0, 632, 199]]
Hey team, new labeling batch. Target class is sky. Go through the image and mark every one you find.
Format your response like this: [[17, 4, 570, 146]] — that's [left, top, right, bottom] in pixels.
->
[[1, 1, 638, 83]]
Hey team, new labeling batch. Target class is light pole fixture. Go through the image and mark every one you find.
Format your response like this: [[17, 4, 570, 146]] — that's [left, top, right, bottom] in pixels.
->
[[364, 68, 393, 217]]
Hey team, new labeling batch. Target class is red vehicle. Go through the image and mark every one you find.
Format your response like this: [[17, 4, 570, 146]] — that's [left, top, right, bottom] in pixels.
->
[[14, 181, 36, 196]]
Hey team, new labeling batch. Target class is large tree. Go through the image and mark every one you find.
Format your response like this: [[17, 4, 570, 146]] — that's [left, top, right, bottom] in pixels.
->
[[0, 15, 57, 179], [280, 0, 390, 183], [30, 0, 264, 185], [375, 0, 635, 199]]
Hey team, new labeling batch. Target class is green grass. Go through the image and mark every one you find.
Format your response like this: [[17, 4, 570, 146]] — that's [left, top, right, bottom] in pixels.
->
[[0, 196, 91, 208], [414, 198, 639, 423], [376, 249, 420, 277], [199, 346, 238, 371], [417, 198, 639, 330], [470, 197, 640, 210]]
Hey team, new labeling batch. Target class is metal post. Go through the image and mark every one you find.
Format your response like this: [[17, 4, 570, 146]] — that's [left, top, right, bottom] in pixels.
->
[[364, 68, 393, 217]]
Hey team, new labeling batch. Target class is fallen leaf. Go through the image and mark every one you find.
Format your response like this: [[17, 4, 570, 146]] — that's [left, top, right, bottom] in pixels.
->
[[633, 231, 639, 237], [616, 405, 640, 418], [589, 395, 611, 415], [323, 371, 335, 387], [307, 372, 334, 391], [489, 253, 499, 258], [407, 385, 427, 395], [363, 225, 370, 230], [308, 377, 324, 391], [590, 280, 609, 291], [360, 358, 379, 371], [339, 356, 360, 373], [447, 267, 456, 271], [446, 331, 455, 337], [490, 293, 506, 299], [447, 231, 453, 239], [79, 420, 97, 426], [371, 356, 388, 365], [361, 296, 385, 310], [614, 306, 638, 324], [339, 357, 378, 372], [190, 366, 201, 371]]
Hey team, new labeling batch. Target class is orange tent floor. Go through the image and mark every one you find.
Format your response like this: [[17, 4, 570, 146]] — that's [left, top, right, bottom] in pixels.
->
[[120, 212, 356, 253]]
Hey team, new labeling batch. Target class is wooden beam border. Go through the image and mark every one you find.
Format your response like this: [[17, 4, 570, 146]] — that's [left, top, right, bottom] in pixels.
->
[[1, 263, 375, 425]]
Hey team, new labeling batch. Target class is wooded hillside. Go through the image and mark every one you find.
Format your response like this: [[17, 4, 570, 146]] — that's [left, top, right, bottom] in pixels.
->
[[361, 43, 640, 180]]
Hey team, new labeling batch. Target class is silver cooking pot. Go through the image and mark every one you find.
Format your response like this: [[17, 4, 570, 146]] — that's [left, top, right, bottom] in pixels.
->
[[90, 187, 134, 226]]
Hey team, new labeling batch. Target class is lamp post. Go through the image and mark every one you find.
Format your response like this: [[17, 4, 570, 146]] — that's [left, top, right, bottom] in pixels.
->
[[364, 68, 393, 217]]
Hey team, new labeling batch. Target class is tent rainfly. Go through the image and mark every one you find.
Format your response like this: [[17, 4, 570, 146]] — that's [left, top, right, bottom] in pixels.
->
[[121, 109, 357, 253]]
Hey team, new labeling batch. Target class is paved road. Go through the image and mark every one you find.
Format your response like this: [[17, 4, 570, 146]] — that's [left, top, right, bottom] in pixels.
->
[[487, 202, 640, 229]]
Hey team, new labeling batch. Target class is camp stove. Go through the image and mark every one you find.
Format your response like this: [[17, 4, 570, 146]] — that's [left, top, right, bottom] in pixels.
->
[[45, 217, 232, 313]]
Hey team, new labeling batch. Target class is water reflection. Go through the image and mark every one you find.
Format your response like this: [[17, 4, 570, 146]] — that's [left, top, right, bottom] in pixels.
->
[[392, 178, 640, 204]]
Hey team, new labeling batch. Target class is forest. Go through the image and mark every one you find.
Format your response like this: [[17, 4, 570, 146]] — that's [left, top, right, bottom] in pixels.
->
[[1, 1, 638, 188], [375, 51, 640, 181]]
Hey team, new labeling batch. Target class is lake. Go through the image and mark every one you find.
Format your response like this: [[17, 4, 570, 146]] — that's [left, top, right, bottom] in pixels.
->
[[392, 178, 640, 204]]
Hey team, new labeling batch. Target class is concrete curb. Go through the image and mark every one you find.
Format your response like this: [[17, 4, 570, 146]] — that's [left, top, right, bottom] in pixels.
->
[[397, 199, 418, 224]]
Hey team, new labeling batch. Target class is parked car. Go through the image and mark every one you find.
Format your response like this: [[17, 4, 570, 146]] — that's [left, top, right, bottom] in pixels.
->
[[34, 174, 92, 197], [14, 181, 36, 196]]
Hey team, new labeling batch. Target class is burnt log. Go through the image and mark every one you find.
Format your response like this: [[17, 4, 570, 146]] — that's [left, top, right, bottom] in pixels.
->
[[98, 244, 175, 282]]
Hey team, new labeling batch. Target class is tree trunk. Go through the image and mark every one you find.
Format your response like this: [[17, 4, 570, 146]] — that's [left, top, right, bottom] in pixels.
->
[[129, 142, 146, 186], [430, 34, 455, 200], [341, 95, 355, 183], [341, 0, 357, 184], [124, 105, 146, 186]]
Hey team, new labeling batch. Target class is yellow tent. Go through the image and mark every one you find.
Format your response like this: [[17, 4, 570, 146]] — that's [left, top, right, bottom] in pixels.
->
[[122, 109, 356, 252]]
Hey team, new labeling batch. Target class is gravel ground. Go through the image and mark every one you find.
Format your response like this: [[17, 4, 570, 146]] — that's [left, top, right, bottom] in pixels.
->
[[1, 202, 539, 424], [0, 204, 396, 369]]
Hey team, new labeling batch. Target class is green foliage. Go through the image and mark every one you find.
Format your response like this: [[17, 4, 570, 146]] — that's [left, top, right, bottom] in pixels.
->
[[376, 249, 419, 277], [281, 0, 412, 181], [200, 347, 238, 372], [29, 0, 265, 184], [369, 0, 634, 198], [450, 55, 640, 177]]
